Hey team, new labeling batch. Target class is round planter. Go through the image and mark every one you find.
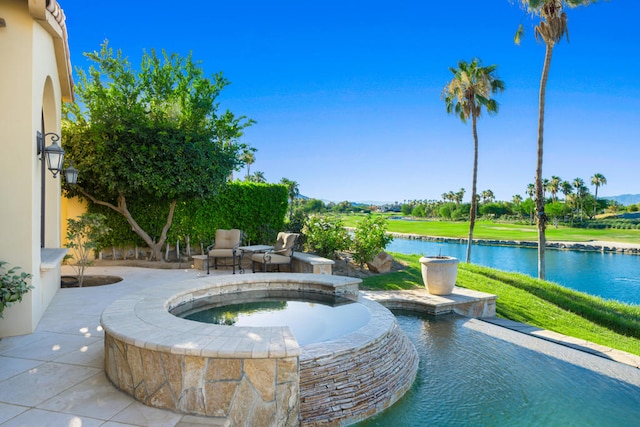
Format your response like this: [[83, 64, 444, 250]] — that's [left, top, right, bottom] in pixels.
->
[[418, 256, 459, 295]]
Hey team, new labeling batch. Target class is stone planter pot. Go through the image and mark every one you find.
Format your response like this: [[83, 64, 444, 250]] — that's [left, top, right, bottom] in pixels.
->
[[418, 256, 459, 295]]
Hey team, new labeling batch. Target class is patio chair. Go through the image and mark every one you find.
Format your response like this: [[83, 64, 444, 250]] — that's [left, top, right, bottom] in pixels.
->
[[251, 232, 299, 273], [206, 229, 243, 274]]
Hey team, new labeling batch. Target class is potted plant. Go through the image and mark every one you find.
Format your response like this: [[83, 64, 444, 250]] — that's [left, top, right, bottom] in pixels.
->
[[418, 256, 459, 295]]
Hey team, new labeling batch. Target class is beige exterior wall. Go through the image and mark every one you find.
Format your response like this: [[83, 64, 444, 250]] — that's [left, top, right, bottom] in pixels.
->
[[0, 0, 72, 337]]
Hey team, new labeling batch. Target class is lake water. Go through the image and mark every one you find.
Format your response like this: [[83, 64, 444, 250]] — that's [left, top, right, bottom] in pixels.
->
[[387, 238, 640, 305]]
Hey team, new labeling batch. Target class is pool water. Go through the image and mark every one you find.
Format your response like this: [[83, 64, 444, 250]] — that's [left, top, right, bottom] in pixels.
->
[[356, 312, 640, 426], [181, 291, 371, 346]]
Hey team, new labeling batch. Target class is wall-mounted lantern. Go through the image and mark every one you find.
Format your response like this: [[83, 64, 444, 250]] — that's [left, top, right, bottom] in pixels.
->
[[64, 162, 79, 185], [37, 131, 65, 178], [36, 131, 79, 184]]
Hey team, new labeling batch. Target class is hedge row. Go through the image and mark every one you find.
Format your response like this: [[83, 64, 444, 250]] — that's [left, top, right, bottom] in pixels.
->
[[578, 218, 640, 230], [88, 182, 288, 250]]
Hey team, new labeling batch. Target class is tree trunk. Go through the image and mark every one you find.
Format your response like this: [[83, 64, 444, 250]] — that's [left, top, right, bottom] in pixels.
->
[[76, 188, 177, 261], [466, 115, 479, 263], [536, 42, 554, 280], [593, 185, 599, 218]]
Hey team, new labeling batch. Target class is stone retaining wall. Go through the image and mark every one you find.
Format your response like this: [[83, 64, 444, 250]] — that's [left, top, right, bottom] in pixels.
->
[[390, 232, 640, 255]]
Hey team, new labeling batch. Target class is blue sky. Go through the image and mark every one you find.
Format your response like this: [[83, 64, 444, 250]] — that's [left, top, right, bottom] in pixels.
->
[[61, 1, 639, 203]]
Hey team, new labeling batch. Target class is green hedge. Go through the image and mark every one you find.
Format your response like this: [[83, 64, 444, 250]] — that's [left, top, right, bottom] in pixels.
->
[[88, 182, 288, 250]]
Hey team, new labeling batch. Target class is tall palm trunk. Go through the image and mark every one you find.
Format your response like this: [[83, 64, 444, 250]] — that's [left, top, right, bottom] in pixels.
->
[[536, 42, 554, 280], [593, 185, 599, 218], [467, 115, 479, 263]]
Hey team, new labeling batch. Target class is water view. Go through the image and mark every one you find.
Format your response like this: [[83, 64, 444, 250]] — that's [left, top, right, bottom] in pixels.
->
[[355, 313, 640, 427], [387, 238, 640, 305]]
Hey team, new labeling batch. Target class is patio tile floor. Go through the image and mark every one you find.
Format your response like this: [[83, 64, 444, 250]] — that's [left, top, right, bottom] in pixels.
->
[[1, 265, 638, 426]]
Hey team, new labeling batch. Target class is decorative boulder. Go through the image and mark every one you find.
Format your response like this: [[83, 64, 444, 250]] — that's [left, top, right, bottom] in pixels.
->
[[366, 251, 394, 273]]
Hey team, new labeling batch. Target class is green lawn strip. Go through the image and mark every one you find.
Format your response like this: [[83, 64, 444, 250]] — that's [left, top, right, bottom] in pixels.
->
[[463, 263, 640, 338], [456, 267, 640, 356], [360, 253, 640, 356], [337, 214, 640, 244], [358, 252, 423, 291]]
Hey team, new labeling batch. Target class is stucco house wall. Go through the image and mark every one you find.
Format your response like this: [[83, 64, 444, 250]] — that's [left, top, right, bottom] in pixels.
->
[[0, 0, 73, 337]]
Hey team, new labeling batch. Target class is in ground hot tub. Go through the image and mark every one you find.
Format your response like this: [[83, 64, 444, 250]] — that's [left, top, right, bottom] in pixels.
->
[[101, 273, 418, 426]]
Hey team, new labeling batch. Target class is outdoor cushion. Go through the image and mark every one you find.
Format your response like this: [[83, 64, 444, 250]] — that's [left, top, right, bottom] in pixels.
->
[[213, 229, 242, 250], [209, 248, 235, 258], [251, 232, 299, 272], [251, 252, 291, 265], [207, 229, 242, 274], [273, 232, 297, 257]]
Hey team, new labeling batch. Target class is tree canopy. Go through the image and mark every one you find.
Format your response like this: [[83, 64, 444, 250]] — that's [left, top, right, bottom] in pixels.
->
[[62, 42, 254, 260]]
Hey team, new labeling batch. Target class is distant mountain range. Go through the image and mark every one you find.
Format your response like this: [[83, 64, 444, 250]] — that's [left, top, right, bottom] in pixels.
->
[[602, 194, 640, 206]]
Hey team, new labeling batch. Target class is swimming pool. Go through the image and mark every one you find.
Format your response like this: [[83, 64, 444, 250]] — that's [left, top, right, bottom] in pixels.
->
[[356, 312, 640, 426]]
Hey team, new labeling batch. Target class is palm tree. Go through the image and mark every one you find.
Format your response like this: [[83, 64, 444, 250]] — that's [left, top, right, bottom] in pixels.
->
[[591, 173, 607, 217], [481, 189, 495, 204], [241, 149, 256, 181], [442, 58, 504, 263], [252, 171, 266, 183], [280, 178, 300, 221], [547, 175, 561, 202], [455, 188, 466, 207], [560, 180, 574, 224], [512, 194, 523, 218], [542, 178, 550, 199], [572, 177, 586, 220], [526, 183, 535, 224], [514, 0, 597, 280], [560, 180, 573, 200]]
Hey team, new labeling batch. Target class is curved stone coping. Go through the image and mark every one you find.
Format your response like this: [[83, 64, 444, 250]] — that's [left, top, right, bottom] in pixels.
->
[[301, 295, 398, 360], [100, 273, 362, 360]]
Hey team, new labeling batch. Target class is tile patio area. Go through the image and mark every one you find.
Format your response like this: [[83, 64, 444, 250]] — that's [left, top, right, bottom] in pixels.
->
[[1, 265, 639, 426]]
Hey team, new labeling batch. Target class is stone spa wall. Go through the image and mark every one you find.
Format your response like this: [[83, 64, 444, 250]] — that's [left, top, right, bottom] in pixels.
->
[[101, 273, 418, 426]]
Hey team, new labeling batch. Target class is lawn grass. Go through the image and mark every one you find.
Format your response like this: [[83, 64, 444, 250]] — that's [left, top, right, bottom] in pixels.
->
[[337, 214, 640, 244], [361, 253, 640, 356]]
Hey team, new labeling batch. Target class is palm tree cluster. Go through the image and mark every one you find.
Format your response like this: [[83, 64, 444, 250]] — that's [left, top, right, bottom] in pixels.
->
[[518, 172, 607, 223]]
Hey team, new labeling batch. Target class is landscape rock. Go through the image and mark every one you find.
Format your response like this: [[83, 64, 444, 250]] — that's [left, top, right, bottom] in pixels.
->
[[366, 251, 394, 274]]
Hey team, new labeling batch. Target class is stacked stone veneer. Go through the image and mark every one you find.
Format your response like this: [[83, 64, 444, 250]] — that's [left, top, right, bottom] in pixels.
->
[[299, 298, 418, 426], [101, 273, 494, 425], [103, 273, 416, 425], [104, 336, 299, 425]]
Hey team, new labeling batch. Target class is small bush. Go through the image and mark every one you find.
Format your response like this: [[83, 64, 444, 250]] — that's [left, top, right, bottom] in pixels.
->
[[352, 216, 394, 267], [0, 261, 32, 318], [303, 216, 351, 258]]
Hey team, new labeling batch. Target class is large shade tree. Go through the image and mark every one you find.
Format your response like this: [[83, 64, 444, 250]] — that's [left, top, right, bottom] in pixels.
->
[[443, 58, 504, 263], [62, 43, 254, 261], [513, 0, 597, 279]]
